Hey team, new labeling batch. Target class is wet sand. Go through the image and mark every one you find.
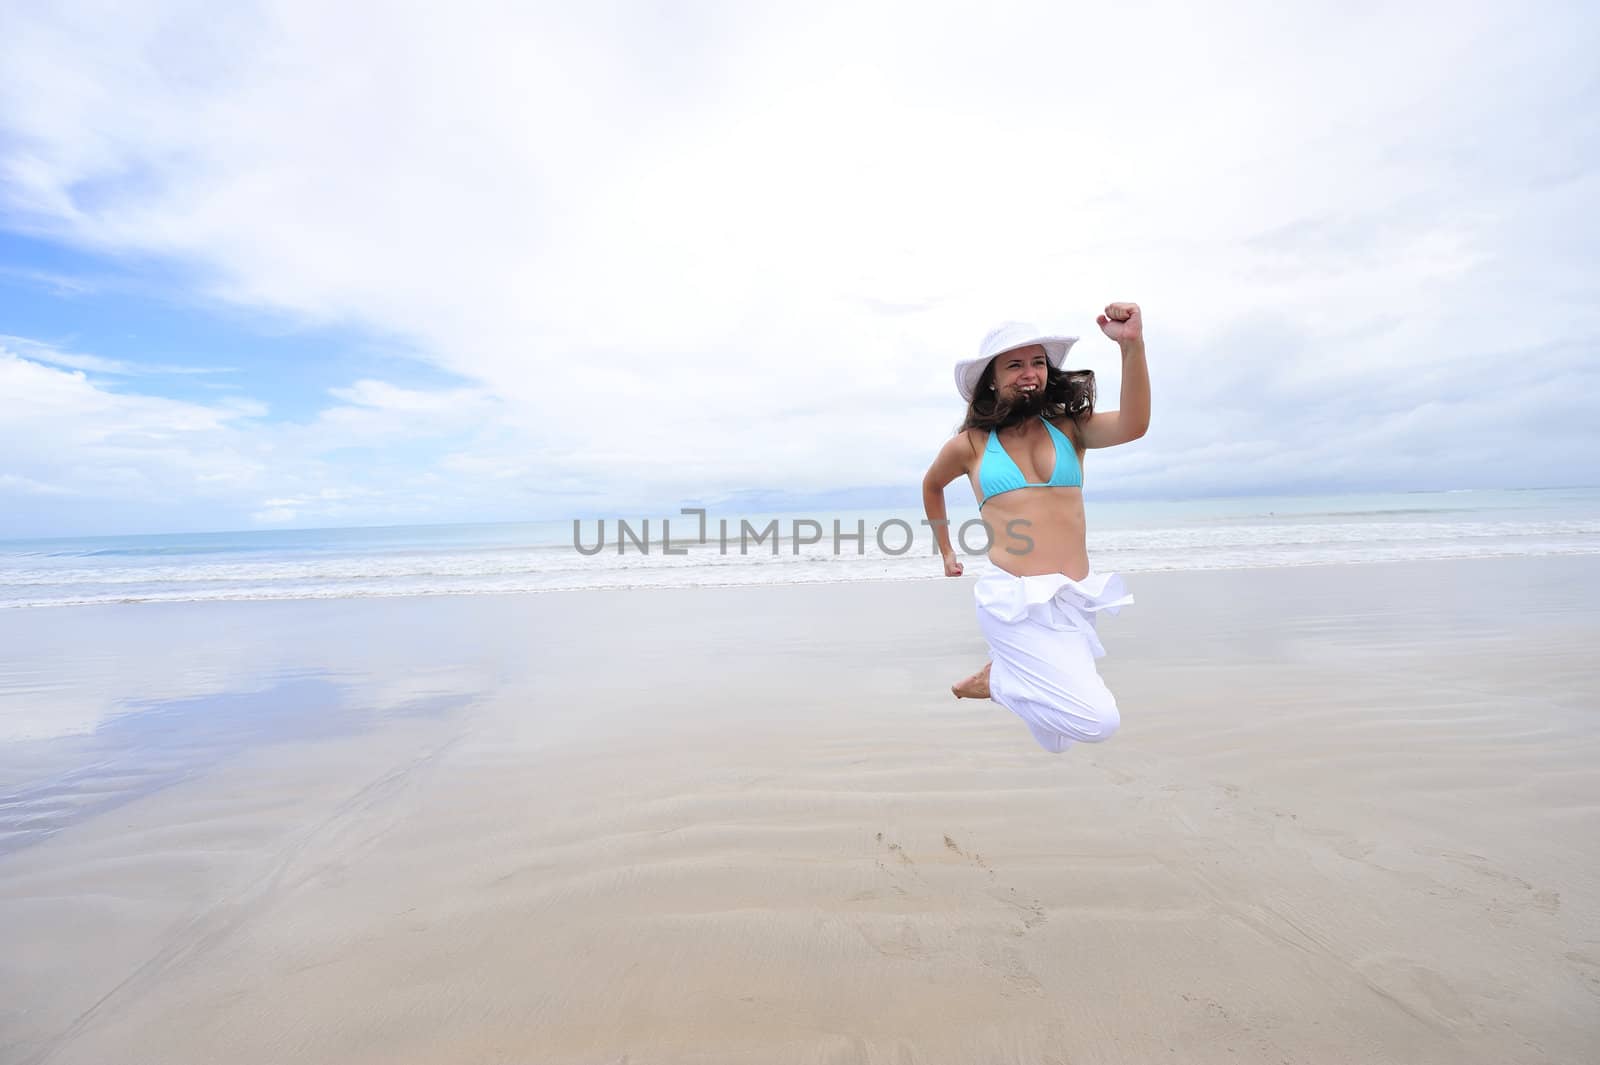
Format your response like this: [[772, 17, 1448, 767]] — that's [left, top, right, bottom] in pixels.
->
[[1, 555, 1597, 1064]]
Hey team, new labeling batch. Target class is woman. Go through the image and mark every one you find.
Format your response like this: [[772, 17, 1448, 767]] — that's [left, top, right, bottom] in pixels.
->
[[920, 304, 1151, 753]]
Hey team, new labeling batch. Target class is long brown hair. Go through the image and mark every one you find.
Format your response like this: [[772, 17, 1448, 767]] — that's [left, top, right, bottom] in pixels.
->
[[960, 360, 1096, 434]]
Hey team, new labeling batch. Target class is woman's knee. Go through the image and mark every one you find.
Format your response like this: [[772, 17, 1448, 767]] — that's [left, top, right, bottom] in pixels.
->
[[1068, 683, 1120, 742], [1083, 693, 1120, 742], [1031, 689, 1120, 743]]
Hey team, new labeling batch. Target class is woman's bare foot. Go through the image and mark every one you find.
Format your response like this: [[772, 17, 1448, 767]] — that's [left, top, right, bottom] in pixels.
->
[[951, 662, 992, 699]]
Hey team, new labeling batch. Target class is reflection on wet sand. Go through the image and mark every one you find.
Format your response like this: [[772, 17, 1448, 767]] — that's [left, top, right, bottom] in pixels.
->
[[0, 595, 520, 864], [0, 675, 473, 856]]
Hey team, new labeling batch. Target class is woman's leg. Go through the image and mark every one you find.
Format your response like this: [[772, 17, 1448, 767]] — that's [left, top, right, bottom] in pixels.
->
[[976, 607, 1120, 752], [951, 661, 991, 699]]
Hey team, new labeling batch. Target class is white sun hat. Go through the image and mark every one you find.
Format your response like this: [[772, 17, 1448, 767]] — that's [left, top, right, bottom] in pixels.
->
[[954, 321, 1079, 402]]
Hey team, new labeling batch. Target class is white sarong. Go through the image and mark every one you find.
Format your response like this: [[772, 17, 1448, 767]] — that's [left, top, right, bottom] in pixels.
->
[[973, 567, 1134, 753]]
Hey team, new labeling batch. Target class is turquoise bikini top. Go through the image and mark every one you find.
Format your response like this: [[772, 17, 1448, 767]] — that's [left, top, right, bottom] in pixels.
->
[[978, 416, 1083, 507]]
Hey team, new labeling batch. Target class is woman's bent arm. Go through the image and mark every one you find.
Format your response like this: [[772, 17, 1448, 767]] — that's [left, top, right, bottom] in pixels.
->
[[922, 432, 974, 573]]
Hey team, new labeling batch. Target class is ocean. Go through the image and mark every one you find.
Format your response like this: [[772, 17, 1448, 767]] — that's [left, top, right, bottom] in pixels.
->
[[2, 487, 1597, 609]]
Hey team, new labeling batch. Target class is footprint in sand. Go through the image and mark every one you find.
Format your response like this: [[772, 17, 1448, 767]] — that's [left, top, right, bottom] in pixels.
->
[[858, 918, 927, 960], [942, 834, 996, 879], [867, 832, 1048, 938], [866, 832, 918, 897], [1353, 953, 1474, 1027], [999, 887, 1048, 934], [1564, 950, 1600, 991], [856, 834, 928, 957], [976, 937, 1045, 997], [944, 833, 1047, 934], [1414, 845, 1559, 913], [859, 831, 1049, 996]]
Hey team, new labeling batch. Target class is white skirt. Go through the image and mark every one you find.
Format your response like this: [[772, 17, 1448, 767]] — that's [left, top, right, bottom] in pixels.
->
[[973, 566, 1134, 753]]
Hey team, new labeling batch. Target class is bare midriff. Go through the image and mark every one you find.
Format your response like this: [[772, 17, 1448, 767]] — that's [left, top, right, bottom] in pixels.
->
[[971, 484, 1090, 581]]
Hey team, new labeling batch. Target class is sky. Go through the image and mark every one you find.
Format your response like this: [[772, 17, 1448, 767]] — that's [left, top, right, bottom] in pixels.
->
[[1, 0, 1597, 539]]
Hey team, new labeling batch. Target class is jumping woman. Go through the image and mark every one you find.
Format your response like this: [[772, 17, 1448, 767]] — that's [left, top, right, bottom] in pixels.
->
[[920, 304, 1151, 752]]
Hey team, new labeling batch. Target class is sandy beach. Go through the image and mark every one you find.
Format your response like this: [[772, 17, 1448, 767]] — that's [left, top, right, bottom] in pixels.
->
[[1, 554, 1597, 1065]]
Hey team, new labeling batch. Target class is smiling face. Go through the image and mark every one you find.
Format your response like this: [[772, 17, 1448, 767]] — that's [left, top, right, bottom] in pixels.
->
[[990, 344, 1050, 402], [961, 346, 1096, 433]]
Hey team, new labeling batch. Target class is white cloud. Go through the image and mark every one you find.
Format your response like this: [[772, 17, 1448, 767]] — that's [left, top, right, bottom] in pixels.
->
[[0, 334, 232, 376], [0, 472, 78, 497], [0, 345, 267, 504], [1, 0, 1597, 535], [0, 341, 566, 534]]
